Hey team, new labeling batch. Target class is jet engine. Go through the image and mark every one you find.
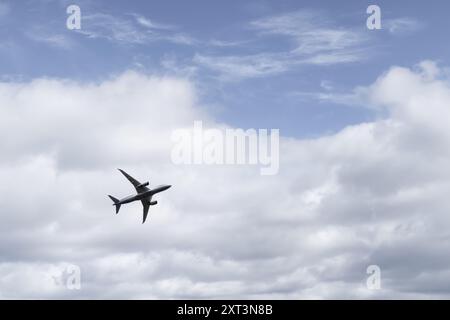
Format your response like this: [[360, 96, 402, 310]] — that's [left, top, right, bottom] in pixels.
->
[[149, 201, 158, 205], [137, 181, 149, 188]]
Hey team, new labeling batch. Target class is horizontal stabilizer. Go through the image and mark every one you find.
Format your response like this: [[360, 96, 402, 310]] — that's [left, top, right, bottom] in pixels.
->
[[108, 195, 121, 214]]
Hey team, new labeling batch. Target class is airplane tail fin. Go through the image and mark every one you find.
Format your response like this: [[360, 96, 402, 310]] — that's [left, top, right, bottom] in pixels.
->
[[108, 195, 121, 214]]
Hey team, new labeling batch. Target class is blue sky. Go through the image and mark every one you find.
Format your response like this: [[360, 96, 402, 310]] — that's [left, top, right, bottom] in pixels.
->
[[0, 0, 447, 137]]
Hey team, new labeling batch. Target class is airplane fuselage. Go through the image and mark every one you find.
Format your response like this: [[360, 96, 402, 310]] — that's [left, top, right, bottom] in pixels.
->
[[117, 184, 171, 205]]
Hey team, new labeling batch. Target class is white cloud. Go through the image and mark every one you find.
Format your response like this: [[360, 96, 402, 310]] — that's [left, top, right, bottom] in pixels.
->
[[207, 39, 249, 47], [26, 31, 73, 49], [320, 80, 333, 91], [132, 14, 175, 31], [2, 62, 450, 298], [195, 10, 368, 80], [384, 18, 422, 35], [77, 13, 148, 44], [193, 53, 291, 80], [250, 11, 367, 55], [77, 13, 197, 46]]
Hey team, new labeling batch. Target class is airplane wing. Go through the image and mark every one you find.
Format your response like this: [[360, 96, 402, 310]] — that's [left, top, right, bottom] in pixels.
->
[[141, 194, 153, 224], [118, 169, 149, 193], [142, 200, 150, 224]]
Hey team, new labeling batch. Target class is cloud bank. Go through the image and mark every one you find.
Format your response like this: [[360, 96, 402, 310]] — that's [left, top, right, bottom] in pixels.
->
[[1, 62, 450, 298]]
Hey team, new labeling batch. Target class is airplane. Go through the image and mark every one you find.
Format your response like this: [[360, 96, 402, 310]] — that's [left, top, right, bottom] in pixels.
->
[[108, 169, 171, 224]]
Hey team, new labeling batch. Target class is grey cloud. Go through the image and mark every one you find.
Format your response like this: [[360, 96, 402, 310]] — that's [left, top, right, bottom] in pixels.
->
[[1, 62, 450, 298]]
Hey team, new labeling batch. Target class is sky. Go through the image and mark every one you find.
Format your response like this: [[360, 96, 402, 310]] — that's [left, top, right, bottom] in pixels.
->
[[1, 0, 450, 298]]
